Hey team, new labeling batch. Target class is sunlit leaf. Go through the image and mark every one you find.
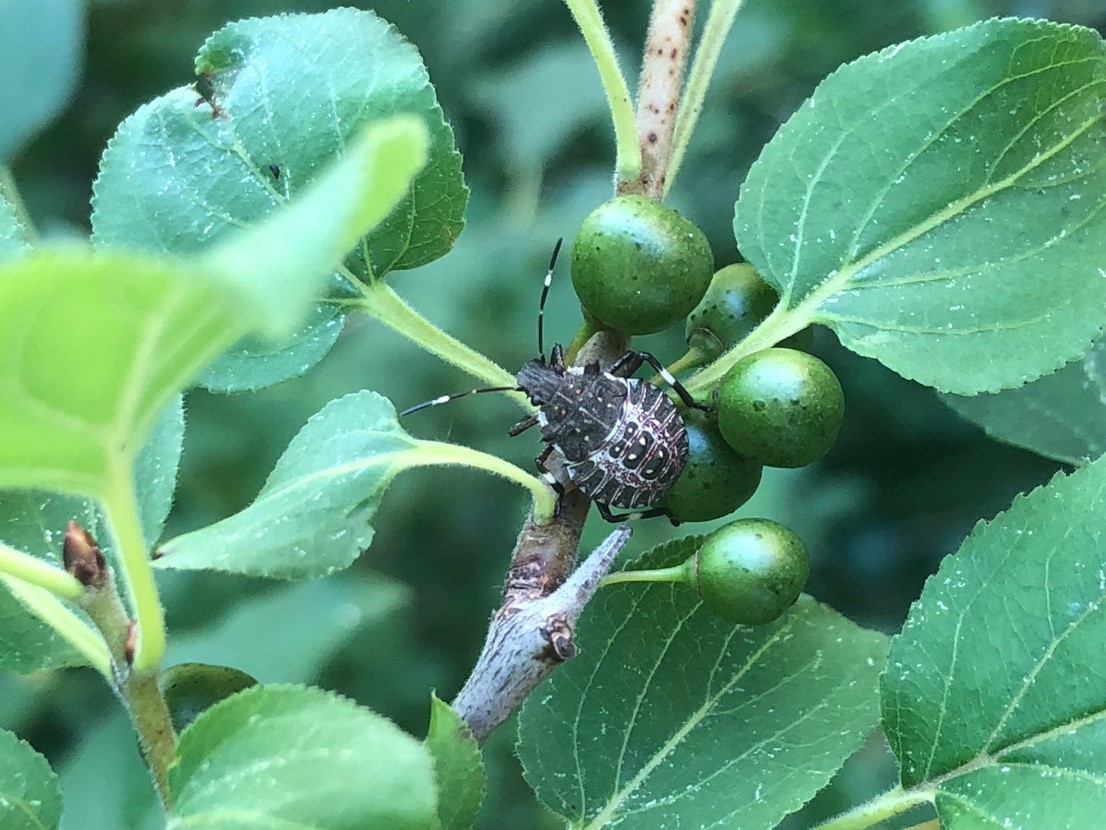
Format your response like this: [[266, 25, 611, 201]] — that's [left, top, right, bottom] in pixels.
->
[[168, 685, 437, 830], [0, 116, 426, 498], [0, 252, 233, 496], [91, 7, 466, 391]]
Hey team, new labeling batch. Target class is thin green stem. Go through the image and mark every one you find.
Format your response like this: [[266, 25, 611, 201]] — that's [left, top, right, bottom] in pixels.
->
[[123, 672, 176, 804], [684, 303, 810, 397], [352, 280, 529, 410], [0, 574, 113, 678], [563, 317, 604, 365], [812, 785, 934, 830], [0, 165, 36, 240], [0, 543, 84, 599], [563, 0, 640, 185], [64, 533, 176, 805], [662, 347, 709, 379], [600, 563, 688, 587], [665, 0, 746, 196], [411, 439, 558, 524], [102, 466, 165, 675]]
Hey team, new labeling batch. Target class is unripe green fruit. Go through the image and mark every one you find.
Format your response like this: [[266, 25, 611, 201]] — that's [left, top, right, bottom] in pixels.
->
[[715, 348, 844, 468], [660, 410, 762, 523], [159, 662, 258, 733], [686, 263, 813, 358], [685, 264, 778, 360], [571, 195, 714, 335], [688, 518, 809, 624]]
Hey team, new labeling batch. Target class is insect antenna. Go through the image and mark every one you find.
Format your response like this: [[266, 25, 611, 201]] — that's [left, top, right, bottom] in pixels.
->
[[537, 238, 564, 360], [400, 386, 522, 417]]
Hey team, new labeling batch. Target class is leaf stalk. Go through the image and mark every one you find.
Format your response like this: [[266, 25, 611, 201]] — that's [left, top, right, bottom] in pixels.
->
[[0, 542, 84, 599], [562, 0, 641, 186], [600, 563, 687, 587], [0, 574, 113, 677], [812, 785, 934, 830], [683, 302, 810, 397], [102, 465, 165, 674], [410, 439, 559, 524], [351, 279, 529, 409]]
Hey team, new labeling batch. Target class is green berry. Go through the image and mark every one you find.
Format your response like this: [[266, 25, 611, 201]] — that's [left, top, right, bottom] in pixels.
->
[[159, 662, 258, 733], [685, 264, 778, 360], [685, 262, 814, 358], [715, 348, 844, 468], [689, 519, 809, 625], [660, 410, 762, 523], [571, 195, 713, 335]]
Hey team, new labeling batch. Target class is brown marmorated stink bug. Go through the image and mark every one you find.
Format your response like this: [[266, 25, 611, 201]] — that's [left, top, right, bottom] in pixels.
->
[[401, 240, 707, 523]]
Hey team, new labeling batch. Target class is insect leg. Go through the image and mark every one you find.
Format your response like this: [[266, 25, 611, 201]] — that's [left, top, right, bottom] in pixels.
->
[[594, 501, 682, 526], [632, 351, 710, 411], [533, 446, 568, 498], [608, 350, 644, 377], [509, 413, 540, 437]]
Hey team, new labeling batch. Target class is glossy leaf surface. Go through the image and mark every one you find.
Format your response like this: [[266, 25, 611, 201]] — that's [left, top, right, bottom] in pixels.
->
[[943, 339, 1106, 464], [883, 453, 1106, 827], [736, 19, 1106, 394], [91, 8, 466, 390], [518, 537, 888, 829], [169, 685, 437, 829]]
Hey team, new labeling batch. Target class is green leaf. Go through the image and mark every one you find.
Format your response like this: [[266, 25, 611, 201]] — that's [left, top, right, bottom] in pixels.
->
[[91, 8, 466, 391], [881, 453, 1106, 828], [736, 19, 1106, 394], [0, 397, 182, 673], [155, 391, 417, 579], [943, 338, 1106, 465], [426, 694, 485, 830], [0, 187, 31, 260], [0, 251, 234, 496], [0, 116, 427, 498], [0, 728, 61, 830], [168, 684, 437, 830], [165, 575, 409, 684], [0, 0, 84, 162], [130, 396, 186, 542], [517, 537, 888, 830]]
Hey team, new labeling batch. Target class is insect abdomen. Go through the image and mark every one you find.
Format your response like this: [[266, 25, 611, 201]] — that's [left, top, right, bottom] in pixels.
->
[[568, 380, 688, 509]]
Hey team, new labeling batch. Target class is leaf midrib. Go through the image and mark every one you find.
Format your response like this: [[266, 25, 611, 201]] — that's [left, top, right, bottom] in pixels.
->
[[792, 107, 1104, 332], [582, 608, 806, 829]]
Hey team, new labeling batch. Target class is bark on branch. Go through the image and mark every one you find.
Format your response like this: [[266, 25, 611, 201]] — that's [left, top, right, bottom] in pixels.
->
[[450, 332, 630, 742]]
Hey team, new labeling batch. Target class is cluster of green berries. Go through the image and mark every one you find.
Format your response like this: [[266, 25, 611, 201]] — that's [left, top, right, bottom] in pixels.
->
[[573, 195, 846, 624]]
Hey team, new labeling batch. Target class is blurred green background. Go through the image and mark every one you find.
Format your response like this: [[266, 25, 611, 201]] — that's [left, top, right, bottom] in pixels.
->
[[2, 0, 1101, 827]]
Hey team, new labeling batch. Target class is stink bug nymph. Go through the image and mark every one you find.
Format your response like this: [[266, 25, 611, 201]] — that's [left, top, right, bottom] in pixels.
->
[[401, 240, 706, 523]]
